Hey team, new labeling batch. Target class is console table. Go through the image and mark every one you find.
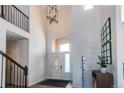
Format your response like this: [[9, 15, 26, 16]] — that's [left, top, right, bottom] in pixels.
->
[[92, 70, 113, 88]]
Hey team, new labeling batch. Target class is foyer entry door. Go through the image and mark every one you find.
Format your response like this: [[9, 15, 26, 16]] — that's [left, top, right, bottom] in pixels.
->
[[50, 52, 71, 80]]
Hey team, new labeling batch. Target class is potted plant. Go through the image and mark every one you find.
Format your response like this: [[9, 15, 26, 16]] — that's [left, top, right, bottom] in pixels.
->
[[97, 55, 107, 73]]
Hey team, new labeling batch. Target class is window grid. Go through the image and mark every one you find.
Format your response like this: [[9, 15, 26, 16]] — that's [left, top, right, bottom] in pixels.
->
[[101, 17, 112, 64]]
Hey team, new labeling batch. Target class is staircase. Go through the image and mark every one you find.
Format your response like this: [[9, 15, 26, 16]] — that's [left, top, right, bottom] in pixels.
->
[[0, 50, 28, 88]]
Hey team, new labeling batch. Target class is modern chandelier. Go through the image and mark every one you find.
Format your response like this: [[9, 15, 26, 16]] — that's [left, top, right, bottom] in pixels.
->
[[46, 5, 58, 24]]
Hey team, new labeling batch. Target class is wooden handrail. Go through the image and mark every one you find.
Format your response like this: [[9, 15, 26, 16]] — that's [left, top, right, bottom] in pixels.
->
[[11, 5, 29, 19], [0, 50, 25, 70]]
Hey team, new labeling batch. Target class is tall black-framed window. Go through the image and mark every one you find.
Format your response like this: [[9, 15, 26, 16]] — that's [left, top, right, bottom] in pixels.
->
[[101, 17, 112, 64]]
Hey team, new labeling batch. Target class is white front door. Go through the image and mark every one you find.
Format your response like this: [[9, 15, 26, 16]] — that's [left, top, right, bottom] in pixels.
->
[[50, 53, 62, 80], [50, 52, 71, 80], [61, 52, 71, 80]]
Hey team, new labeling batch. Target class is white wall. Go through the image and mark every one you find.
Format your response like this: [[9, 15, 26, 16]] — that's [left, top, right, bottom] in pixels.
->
[[72, 6, 101, 88], [99, 5, 117, 87], [6, 39, 29, 67], [46, 6, 72, 79], [72, 5, 123, 88], [29, 5, 47, 86], [100, 5, 124, 88], [115, 6, 124, 87]]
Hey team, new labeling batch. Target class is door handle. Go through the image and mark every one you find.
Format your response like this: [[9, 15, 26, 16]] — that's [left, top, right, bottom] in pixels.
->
[[60, 65, 62, 69]]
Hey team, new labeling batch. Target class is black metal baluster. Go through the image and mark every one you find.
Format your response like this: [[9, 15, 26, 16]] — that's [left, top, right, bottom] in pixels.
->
[[11, 63, 13, 87], [10, 6, 12, 23], [20, 69, 21, 87], [18, 12, 20, 28], [10, 60, 12, 86], [16, 9, 17, 26], [13, 64, 15, 88], [0, 5, 1, 16], [8, 5, 10, 21], [9, 5, 11, 23], [5, 5, 7, 19], [11, 6, 13, 24], [21, 13, 22, 29], [24, 16, 25, 31], [6, 5, 9, 21], [5, 59, 8, 87], [1, 5, 4, 18], [17, 11, 19, 28], [26, 18, 28, 32], [25, 16, 26, 31], [15, 7, 17, 26], [5, 6, 7, 20], [3, 5, 5, 19], [8, 5, 10, 22], [24, 17, 25, 31], [13, 6, 15, 25], [7, 59, 10, 87], [22, 15, 23, 30], [20, 13, 22, 29], [22, 71, 24, 87], [27, 18, 29, 32], [20, 13, 21, 29], [19, 12, 21, 28], [24, 66, 28, 88], [4, 5, 6, 20], [1, 55, 4, 88], [18, 11, 20, 28], [17, 66, 18, 87], [25, 18, 27, 31], [22, 15, 24, 30]]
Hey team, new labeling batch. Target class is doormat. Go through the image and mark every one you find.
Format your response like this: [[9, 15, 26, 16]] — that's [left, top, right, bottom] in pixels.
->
[[39, 79, 70, 88]]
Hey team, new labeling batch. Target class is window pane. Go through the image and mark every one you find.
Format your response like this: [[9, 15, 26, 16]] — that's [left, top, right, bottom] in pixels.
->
[[59, 43, 70, 52], [64, 53, 70, 73]]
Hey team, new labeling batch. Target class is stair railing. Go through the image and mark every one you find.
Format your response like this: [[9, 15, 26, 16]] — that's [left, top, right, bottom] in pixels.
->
[[0, 5, 29, 32], [0, 50, 28, 88]]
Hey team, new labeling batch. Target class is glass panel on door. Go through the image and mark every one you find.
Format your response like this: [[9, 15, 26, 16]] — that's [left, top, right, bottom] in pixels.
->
[[64, 53, 70, 73]]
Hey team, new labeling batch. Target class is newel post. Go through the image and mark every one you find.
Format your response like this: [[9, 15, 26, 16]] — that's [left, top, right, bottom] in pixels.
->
[[24, 65, 28, 88]]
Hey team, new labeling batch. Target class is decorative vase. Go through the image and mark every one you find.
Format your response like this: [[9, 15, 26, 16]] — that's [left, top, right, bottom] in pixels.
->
[[100, 67, 107, 73]]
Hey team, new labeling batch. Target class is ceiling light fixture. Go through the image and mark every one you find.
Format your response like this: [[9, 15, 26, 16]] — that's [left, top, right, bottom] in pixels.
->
[[46, 5, 58, 24]]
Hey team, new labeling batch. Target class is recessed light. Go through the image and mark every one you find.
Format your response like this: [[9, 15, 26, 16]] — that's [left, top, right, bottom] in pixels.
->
[[121, 5, 124, 23], [84, 5, 94, 11]]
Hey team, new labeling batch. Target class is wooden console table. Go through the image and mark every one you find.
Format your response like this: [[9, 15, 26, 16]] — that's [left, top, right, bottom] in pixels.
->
[[92, 70, 113, 88]]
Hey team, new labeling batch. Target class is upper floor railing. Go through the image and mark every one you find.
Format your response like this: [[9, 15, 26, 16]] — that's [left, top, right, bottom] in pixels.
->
[[0, 5, 29, 32]]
